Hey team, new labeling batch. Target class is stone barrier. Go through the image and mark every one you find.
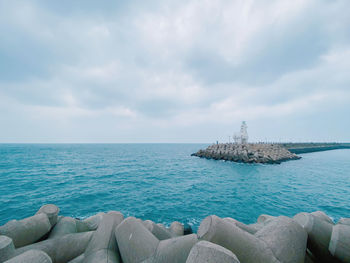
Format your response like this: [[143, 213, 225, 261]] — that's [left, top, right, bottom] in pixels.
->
[[1, 205, 350, 263]]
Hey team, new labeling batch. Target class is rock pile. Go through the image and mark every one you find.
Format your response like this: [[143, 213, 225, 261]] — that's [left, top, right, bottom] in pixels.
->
[[192, 143, 301, 164], [1, 204, 350, 262]]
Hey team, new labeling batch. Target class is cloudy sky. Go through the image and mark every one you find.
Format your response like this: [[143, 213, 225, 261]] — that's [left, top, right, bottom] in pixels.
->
[[0, 0, 349, 143]]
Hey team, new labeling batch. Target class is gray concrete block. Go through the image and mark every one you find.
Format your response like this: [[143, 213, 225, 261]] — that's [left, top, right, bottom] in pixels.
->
[[311, 211, 334, 225], [255, 216, 307, 263], [0, 213, 51, 248], [294, 212, 334, 261], [329, 224, 350, 263], [82, 212, 105, 231], [49, 217, 77, 239], [337, 218, 350, 226], [83, 211, 124, 263], [115, 217, 159, 263], [36, 204, 60, 227], [4, 250, 52, 263], [67, 254, 84, 263], [186, 240, 240, 263], [0, 235, 15, 262], [144, 221, 173, 240], [14, 231, 93, 263], [170, 221, 184, 237], [197, 215, 279, 263], [257, 214, 276, 224], [149, 234, 198, 263], [223, 218, 263, 235]]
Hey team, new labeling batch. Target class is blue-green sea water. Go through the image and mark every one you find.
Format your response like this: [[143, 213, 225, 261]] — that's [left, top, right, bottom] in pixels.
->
[[1, 144, 350, 230]]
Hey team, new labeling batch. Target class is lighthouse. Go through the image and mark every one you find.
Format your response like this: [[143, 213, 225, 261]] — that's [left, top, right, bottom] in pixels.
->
[[233, 121, 249, 144]]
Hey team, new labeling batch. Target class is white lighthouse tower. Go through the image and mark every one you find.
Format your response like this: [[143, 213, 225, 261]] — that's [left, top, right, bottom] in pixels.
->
[[233, 121, 249, 144]]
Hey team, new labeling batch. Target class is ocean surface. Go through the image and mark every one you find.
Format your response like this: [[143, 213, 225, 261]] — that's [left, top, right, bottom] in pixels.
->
[[1, 143, 350, 230]]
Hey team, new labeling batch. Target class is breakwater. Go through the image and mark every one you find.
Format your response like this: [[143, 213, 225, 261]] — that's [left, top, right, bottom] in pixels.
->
[[192, 142, 350, 164], [282, 143, 350, 154], [191, 143, 301, 164], [1, 204, 350, 263]]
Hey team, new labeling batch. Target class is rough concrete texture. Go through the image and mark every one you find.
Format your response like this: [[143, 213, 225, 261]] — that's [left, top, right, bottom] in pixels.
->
[[14, 231, 93, 263], [146, 234, 198, 263], [197, 215, 279, 263], [257, 214, 276, 224], [0, 213, 51, 248], [311, 211, 334, 225], [186, 240, 240, 263], [329, 224, 350, 263], [49, 217, 77, 239], [255, 216, 307, 263], [0, 235, 15, 262], [170, 221, 184, 236], [4, 249, 52, 263], [83, 211, 124, 263], [82, 212, 105, 231], [36, 204, 60, 227], [115, 217, 159, 263], [67, 254, 84, 263], [338, 218, 350, 226], [294, 212, 335, 261], [223, 218, 262, 235], [144, 221, 172, 240]]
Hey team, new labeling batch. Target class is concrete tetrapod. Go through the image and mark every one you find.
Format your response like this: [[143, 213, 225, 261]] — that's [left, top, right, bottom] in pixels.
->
[[83, 211, 124, 263], [169, 221, 184, 236], [293, 212, 335, 262], [141, 220, 172, 240], [337, 218, 350, 226], [223, 217, 263, 235], [115, 217, 159, 263], [311, 211, 334, 225], [257, 214, 276, 224], [4, 250, 52, 263], [36, 204, 60, 227], [197, 215, 279, 263], [0, 235, 15, 262], [186, 240, 240, 263], [68, 254, 84, 263], [48, 217, 77, 239], [0, 213, 51, 248], [254, 216, 307, 263], [82, 212, 105, 231], [144, 234, 198, 263], [329, 224, 350, 263], [13, 231, 94, 263]]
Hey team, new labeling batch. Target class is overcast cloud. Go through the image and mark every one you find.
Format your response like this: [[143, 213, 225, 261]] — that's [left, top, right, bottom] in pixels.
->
[[0, 0, 349, 143]]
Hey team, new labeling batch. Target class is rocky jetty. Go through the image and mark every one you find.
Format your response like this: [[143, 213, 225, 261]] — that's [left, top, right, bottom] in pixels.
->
[[1, 204, 350, 263], [192, 143, 301, 164]]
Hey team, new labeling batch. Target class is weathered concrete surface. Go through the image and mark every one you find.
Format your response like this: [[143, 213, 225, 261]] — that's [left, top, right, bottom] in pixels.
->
[[115, 217, 159, 263], [294, 212, 336, 262], [13, 231, 93, 263], [223, 218, 262, 235], [141, 220, 172, 240], [0, 213, 51, 248], [186, 240, 240, 263], [311, 211, 334, 225], [81, 212, 105, 231], [0, 235, 15, 262], [49, 217, 77, 239], [36, 204, 60, 227], [169, 221, 184, 237], [145, 234, 198, 263], [4, 249, 52, 263], [67, 254, 84, 263], [192, 143, 300, 164], [337, 218, 350, 226], [329, 224, 350, 263], [197, 215, 279, 263], [83, 211, 123, 263], [255, 216, 307, 263]]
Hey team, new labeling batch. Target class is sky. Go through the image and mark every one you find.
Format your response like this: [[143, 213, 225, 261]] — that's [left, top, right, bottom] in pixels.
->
[[0, 0, 349, 143]]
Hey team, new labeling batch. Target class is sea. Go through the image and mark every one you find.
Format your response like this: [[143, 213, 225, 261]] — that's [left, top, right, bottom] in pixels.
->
[[1, 143, 350, 230]]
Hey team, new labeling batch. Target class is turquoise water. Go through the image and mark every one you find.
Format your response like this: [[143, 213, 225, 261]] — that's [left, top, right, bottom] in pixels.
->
[[1, 144, 350, 230]]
